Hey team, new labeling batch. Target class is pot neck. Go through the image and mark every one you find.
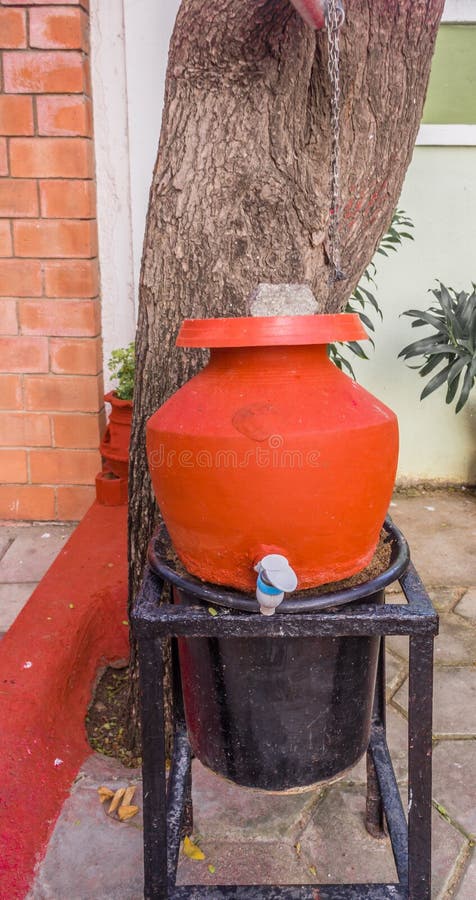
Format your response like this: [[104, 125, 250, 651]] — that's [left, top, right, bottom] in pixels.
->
[[206, 344, 332, 376]]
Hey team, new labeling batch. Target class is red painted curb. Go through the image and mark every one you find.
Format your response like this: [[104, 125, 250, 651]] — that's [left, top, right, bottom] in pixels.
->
[[0, 502, 130, 899]]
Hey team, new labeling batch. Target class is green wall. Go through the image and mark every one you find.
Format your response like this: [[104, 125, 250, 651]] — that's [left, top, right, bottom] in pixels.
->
[[423, 25, 476, 124]]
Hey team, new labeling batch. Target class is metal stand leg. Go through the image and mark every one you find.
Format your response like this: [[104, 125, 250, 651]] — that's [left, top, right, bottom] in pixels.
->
[[170, 636, 193, 839], [366, 752, 386, 839], [366, 638, 386, 839], [408, 635, 434, 900], [182, 762, 193, 838], [138, 636, 168, 900]]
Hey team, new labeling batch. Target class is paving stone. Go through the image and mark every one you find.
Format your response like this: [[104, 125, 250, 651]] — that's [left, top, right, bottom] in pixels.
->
[[384, 582, 403, 597], [433, 741, 476, 838], [429, 587, 468, 614], [455, 588, 476, 625], [457, 848, 476, 899], [390, 493, 476, 587], [299, 786, 396, 884], [0, 525, 75, 584], [74, 752, 142, 788], [177, 839, 313, 886], [28, 754, 143, 900], [191, 759, 320, 842], [388, 614, 476, 667], [0, 582, 36, 631], [0, 529, 15, 561], [431, 807, 467, 898], [386, 586, 465, 613], [393, 668, 476, 736], [343, 705, 408, 786], [385, 647, 407, 699], [178, 790, 464, 894], [384, 706, 409, 783]]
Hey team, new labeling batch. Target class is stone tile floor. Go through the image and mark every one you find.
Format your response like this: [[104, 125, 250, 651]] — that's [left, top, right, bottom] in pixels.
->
[[0, 522, 75, 639], [1, 490, 475, 898]]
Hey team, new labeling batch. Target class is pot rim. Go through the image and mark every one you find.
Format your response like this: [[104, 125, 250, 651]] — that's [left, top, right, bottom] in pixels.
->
[[176, 313, 367, 349], [104, 390, 133, 408], [148, 517, 410, 614]]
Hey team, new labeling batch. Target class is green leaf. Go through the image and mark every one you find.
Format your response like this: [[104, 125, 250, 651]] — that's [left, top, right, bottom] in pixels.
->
[[420, 361, 455, 401], [347, 341, 369, 360], [455, 361, 476, 412], [445, 372, 461, 405], [360, 288, 382, 315], [419, 356, 446, 378], [447, 356, 468, 385], [357, 312, 375, 332], [399, 336, 448, 359], [402, 310, 446, 330]]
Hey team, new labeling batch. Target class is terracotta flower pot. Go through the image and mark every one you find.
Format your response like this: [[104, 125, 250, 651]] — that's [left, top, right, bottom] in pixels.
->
[[146, 314, 399, 592], [100, 391, 133, 480]]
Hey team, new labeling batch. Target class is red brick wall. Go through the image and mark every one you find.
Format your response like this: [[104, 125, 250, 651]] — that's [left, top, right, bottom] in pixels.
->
[[0, 0, 103, 521]]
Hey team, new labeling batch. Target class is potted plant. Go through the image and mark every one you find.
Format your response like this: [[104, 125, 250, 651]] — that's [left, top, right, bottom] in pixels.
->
[[399, 282, 476, 412], [100, 343, 135, 480]]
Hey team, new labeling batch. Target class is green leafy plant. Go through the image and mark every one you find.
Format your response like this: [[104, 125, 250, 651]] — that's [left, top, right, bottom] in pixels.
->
[[108, 342, 135, 401], [398, 283, 476, 413], [330, 209, 414, 377]]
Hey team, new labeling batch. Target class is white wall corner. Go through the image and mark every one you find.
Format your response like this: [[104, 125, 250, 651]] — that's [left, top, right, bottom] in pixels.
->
[[417, 125, 476, 146], [442, 0, 476, 22], [90, 0, 136, 392], [122, 0, 182, 304]]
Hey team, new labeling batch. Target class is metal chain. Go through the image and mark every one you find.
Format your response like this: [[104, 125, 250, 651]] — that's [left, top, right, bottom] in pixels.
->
[[326, 0, 345, 283]]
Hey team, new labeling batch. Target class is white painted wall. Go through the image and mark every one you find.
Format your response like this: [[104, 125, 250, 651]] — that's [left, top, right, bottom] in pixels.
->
[[123, 0, 181, 298], [90, 0, 136, 390], [352, 147, 476, 484], [90, 0, 180, 388], [442, 0, 476, 22]]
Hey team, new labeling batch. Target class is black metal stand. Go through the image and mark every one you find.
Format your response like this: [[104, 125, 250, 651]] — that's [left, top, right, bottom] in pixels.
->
[[132, 551, 437, 900]]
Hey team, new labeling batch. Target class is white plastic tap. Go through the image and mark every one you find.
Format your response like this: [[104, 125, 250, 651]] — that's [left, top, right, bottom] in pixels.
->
[[254, 554, 298, 616]]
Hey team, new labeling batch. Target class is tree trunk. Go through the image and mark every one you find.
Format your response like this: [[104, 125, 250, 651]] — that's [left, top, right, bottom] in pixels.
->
[[127, 0, 444, 751]]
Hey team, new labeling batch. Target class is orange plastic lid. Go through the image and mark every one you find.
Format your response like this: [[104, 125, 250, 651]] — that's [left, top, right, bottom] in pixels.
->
[[176, 314, 367, 348]]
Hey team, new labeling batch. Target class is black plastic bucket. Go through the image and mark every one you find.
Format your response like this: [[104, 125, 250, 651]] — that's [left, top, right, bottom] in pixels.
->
[[149, 519, 409, 792]]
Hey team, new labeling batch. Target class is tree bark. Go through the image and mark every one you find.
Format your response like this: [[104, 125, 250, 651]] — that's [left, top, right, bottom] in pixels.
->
[[127, 0, 444, 751]]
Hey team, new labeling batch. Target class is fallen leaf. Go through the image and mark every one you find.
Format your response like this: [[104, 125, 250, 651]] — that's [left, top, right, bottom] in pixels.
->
[[122, 620, 129, 626], [208, 607, 218, 617], [108, 788, 126, 814], [208, 864, 216, 874], [309, 865, 317, 877], [117, 804, 139, 821], [183, 836, 205, 860], [121, 786, 136, 807], [294, 841, 301, 857], [98, 787, 114, 804]]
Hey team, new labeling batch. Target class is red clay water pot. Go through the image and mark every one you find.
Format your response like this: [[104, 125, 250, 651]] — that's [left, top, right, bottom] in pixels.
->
[[146, 314, 399, 592], [100, 391, 133, 480]]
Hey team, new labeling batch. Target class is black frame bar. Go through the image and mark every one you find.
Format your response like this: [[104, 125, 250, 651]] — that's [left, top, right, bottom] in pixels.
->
[[133, 558, 437, 900]]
